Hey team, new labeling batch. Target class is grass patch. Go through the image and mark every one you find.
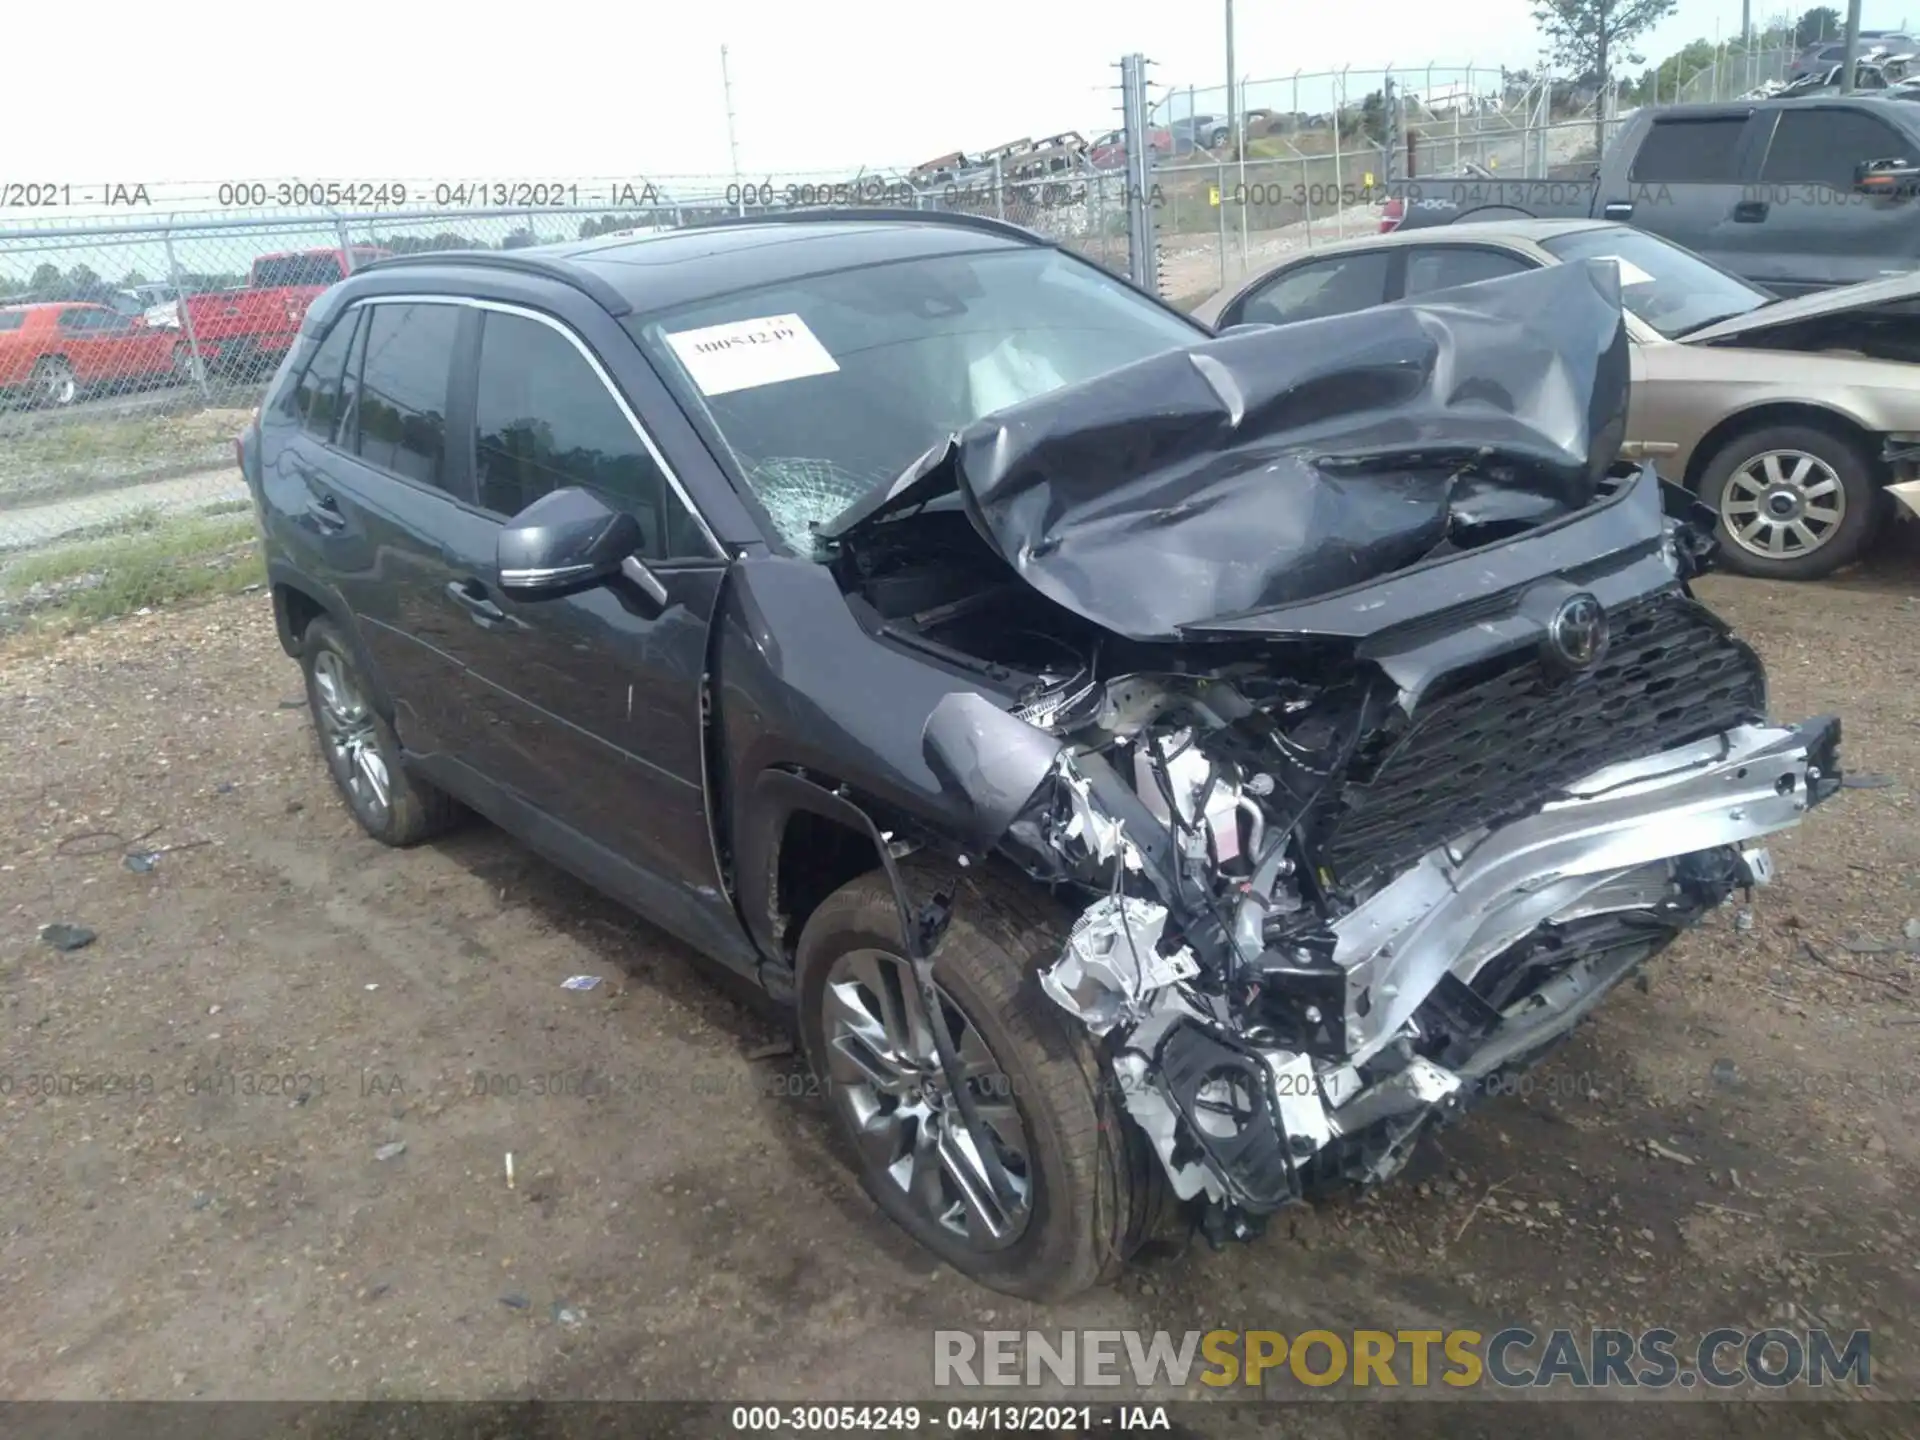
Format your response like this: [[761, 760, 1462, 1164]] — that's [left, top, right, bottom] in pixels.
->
[[0, 402, 254, 506], [0, 509, 263, 630]]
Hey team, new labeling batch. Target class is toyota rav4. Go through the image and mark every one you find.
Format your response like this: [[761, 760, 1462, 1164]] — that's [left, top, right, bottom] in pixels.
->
[[238, 213, 1844, 1299]]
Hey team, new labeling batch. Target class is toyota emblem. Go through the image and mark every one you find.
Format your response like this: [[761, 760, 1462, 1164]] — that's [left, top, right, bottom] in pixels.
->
[[1546, 593, 1609, 672]]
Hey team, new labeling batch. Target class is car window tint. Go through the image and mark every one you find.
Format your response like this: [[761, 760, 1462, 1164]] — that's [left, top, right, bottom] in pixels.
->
[[0, 312, 23, 332], [353, 303, 458, 489], [1402, 247, 1532, 296], [293, 310, 361, 443], [1629, 117, 1746, 183], [1761, 109, 1912, 188], [57, 308, 101, 333], [253, 254, 346, 288], [1237, 252, 1390, 326], [473, 311, 707, 558]]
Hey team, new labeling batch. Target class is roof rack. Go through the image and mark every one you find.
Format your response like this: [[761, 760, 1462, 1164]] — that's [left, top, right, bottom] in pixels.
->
[[680, 207, 1047, 247], [354, 249, 633, 316]]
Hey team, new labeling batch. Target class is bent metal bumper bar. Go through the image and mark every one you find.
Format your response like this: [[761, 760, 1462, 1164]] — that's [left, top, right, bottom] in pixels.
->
[[1104, 716, 1842, 1212], [1335, 717, 1842, 1066]]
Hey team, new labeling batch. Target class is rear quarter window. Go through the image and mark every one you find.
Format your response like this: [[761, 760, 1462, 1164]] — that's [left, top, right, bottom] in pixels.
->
[[252, 254, 347, 288], [1629, 117, 1747, 183]]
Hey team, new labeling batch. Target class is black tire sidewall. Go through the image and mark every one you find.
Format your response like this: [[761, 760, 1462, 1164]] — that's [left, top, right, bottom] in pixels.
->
[[1699, 424, 1880, 580], [795, 871, 1116, 1299]]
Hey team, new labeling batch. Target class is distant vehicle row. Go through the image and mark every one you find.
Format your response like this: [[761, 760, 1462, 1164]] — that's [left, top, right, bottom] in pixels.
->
[[1, 247, 386, 407], [1383, 96, 1920, 296]]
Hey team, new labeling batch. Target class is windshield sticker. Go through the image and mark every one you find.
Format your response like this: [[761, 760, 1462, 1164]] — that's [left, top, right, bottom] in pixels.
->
[[664, 313, 839, 396], [1598, 256, 1656, 287]]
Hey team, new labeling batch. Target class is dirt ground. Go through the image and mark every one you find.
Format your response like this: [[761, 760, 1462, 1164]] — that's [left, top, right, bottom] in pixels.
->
[[2, 545, 1918, 1428]]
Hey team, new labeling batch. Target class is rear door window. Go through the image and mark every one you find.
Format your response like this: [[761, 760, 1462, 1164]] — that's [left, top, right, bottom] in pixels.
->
[[1233, 252, 1392, 326], [350, 302, 460, 490], [1628, 117, 1748, 183], [1760, 108, 1913, 190]]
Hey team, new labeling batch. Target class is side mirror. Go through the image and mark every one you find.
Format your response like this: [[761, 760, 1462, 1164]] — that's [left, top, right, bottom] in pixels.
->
[[1855, 157, 1920, 195], [496, 486, 663, 603]]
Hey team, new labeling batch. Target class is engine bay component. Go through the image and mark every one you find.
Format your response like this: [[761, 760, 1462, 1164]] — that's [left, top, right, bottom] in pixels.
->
[[1039, 895, 1198, 1036]]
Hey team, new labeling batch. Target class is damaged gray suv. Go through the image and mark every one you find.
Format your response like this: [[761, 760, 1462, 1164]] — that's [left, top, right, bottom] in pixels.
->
[[239, 212, 1844, 1300]]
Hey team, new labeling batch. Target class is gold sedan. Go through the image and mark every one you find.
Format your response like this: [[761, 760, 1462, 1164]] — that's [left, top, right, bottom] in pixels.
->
[[1195, 219, 1920, 580]]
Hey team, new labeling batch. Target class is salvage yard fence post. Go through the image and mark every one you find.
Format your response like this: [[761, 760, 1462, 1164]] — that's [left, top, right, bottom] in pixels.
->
[[1119, 51, 1161, 295]]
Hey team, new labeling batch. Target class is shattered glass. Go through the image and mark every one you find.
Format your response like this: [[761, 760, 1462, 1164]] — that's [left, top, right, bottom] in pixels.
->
[[747, 456, 892, 552]]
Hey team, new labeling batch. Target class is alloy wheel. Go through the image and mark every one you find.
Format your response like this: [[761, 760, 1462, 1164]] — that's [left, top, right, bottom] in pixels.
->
[[821, 948, 1032, 1250], [1719, 449, 1846, 561], [311, 649, 391, 825], [37, 360, 76, 407]]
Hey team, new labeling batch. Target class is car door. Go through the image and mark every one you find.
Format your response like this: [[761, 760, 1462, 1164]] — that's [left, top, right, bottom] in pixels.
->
[[1611, 111, 1756, 276], [433, 302, 740, 962], [54, 307, 114, 385], [1220, 250, 1394, 328], [1743, 105, 1920, 292], [274, 297, 486, 762]]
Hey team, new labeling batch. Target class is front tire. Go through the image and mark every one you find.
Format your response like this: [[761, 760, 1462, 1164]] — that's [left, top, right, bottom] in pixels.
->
[[300, 616, 461, 846], [1698, 423, 1881, 580], [32, 357, 77, 408], [796, 862, 1160, 1300]]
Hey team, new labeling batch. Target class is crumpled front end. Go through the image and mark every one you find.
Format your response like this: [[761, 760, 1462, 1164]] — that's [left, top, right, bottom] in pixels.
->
[[918, 466, 1844, 1241]]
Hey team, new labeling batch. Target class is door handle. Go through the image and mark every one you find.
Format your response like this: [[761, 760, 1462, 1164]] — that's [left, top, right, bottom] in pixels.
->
[[1601, 200, 1634, 220], [445, 578, 507, 624], [305, 493, 346, 533], [1732, 200, 1769, 223]]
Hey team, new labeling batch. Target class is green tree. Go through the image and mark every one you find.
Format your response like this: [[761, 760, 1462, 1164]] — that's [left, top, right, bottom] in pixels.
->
[[66, 264, 104, 301], [29, 262, 62, 298], [1795, 6, 1841, 45], [1535, 0, 1679, 153]]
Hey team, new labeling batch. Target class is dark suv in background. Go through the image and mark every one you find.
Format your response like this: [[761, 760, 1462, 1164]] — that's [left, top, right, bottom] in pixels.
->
[[238, 215, 1840, 1298]]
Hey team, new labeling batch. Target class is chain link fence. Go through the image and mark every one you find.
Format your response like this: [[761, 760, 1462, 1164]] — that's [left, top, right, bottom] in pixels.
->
[[0, 48, 1818, 634], [0, 172, 1139, 631], [1132, 66, 1620, 304]]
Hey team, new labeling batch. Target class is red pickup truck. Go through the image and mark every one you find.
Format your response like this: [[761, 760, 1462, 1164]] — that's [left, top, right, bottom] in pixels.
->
[[176, 246, 387, 380]]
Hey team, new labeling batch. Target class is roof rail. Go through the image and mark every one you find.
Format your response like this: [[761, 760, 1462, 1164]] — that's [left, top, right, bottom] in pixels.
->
[[681, 207, 1047, 247], [354, 249, 633, 316]]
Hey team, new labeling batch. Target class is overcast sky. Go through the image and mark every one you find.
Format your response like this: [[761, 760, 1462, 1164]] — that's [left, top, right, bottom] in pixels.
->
[[5, 0, 1911, 198]]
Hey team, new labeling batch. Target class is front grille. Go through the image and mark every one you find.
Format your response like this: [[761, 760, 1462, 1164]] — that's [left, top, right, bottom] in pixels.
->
[[1319, 591, 1766, 889]]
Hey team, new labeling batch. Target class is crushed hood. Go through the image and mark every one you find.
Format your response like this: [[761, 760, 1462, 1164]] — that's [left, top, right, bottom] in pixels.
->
[[823, 260, 1631, 643], [1680, 270, 1920, 345]]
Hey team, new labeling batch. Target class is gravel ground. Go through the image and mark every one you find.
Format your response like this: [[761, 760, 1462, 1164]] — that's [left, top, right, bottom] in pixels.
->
[[2, 549, 1918, 1426]]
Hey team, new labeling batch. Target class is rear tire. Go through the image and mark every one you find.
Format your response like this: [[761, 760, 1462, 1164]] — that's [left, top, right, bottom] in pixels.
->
[[300, 616, 462, 846], [1698, 422, 1880, 580], [796, 861, 1162, 1300]]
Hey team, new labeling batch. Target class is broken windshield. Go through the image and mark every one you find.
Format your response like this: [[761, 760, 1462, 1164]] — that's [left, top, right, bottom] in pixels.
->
[[630, 246, 1202, 551]]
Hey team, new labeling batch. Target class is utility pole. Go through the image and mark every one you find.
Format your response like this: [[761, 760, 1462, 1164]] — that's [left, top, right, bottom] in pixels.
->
[[1224, 0, 1238, 154], [721, 44, 743, 210], [1841, 0, 1862, 91]]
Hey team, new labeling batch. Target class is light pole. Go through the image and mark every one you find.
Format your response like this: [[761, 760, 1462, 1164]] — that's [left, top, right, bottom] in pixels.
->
[[1224, 0, 1238, 152], [721, 45, 743, 211], [1841, 0, 1863, 91]]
